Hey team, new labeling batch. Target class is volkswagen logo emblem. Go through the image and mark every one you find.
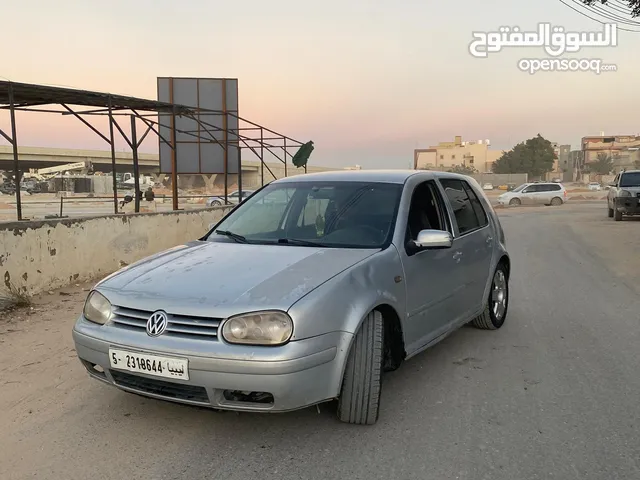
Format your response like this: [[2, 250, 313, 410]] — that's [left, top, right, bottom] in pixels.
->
[[146, 311, 168, 337]]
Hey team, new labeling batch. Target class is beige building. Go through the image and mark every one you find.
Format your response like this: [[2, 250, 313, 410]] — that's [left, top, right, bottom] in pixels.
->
[[414, 136, 503, 173], [582, 134, 640, 173]]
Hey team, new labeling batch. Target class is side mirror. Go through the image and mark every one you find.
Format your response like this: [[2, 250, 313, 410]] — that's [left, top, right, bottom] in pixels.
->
[[414, 229, 453, 249]]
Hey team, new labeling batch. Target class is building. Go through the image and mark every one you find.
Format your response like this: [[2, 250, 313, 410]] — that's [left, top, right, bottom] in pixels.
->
[[414, 136, 503, 173], [550, 143, 571, 182], [582, 134, 640, 173], [569, 150, 583, 181]]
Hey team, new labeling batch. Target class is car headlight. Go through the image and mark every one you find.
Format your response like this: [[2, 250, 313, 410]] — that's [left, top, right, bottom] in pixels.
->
[[619, 190, 632, 197], [83, 290, 112, 325], [221, 311, 293, 346]]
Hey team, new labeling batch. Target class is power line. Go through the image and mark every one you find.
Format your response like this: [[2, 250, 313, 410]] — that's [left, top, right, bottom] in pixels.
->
[[587, 3, 640, 26], [558, 0, 640, 31], [580, 0, 640, 25]]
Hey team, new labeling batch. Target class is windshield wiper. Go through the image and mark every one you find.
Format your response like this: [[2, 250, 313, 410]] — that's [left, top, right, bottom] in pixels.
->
[[276, 238, 326, 247], [215, 230, 248, 243]]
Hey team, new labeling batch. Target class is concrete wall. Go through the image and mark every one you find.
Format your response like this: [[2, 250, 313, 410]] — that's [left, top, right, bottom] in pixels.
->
[[0, 207, 232, 297], [470, 173, 528, 186]]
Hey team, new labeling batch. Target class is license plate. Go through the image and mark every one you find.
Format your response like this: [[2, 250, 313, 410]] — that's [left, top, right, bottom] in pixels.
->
[[109, 348, 189, 380]]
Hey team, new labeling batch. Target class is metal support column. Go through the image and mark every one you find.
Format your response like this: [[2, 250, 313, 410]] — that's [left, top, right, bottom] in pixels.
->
[[170, 109, 179, 211], [260, 128, 264, 186], [130, 115, 141, 213], [222, 81, 229, 204], [107, 97, 118, 214], [237, 143, 242, 201], [284, 137, 287, 178], [8, 84, 22, 221]]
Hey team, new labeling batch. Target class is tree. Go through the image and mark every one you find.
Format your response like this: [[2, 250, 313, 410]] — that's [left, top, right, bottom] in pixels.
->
[[447, 164, 477, 175], [585, 152, 613, 174], [581, 1, 640, 17], [491, 134, 555, 177]]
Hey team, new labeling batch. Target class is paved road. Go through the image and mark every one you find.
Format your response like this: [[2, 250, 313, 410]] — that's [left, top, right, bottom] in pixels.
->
[[1, 203, 639, 480]]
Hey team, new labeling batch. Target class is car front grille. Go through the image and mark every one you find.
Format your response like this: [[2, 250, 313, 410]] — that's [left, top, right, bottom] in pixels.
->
[[111, 306, 222, 340], [110, 370, 210, 404]]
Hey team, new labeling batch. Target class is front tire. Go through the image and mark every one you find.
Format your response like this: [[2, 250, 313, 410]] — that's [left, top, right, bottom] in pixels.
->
[[608, 206, 614, 218], [614, 209, 623, 221], [337, 310, 384, 425], [472, 264, 509, 330], [509, 198, 521, 206]]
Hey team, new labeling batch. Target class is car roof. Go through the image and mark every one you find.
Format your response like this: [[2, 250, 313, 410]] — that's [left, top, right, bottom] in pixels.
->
[[271, 169, 474, 185], [621, 169, 640, 174]]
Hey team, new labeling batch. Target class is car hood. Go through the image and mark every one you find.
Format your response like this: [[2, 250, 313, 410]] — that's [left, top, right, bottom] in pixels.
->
[[621, 185, 640, 193], [96, 241, 378, 315]]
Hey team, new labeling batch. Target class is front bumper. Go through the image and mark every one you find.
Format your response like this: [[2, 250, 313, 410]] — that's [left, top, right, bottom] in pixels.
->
[[615, 196, 640, 214], [72, 319, 353, 413]]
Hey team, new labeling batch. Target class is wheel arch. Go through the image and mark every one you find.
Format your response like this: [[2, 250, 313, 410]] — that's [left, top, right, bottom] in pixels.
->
[[337, 303, 406, 389]]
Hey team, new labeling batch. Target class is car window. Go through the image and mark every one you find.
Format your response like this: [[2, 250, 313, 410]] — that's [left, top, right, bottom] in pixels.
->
[[523, 184, 538, 193], [620, 172, 640, 187], [212, 181, 403, 248], [405, 181, 450, 249], [229, 191, 239, 198], [217, 187, 297, 235], [439, 179, 485, 235], [512, 184, 527, 193], [296, 189, 331, 233], [461, 182, 488, 227]]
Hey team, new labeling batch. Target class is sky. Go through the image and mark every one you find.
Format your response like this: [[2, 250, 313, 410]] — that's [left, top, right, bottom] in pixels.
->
[[1, 0, 639, 169]]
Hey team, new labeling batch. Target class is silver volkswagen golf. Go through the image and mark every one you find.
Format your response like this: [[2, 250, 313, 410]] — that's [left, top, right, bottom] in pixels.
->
[[73, 170, 511, 425]]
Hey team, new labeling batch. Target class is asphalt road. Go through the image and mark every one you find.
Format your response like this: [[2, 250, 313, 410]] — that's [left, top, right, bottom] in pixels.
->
[[1, 203, 639, 480]]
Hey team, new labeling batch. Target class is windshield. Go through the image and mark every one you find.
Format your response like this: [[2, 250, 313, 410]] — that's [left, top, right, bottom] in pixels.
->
[[620, 172, 640, 187], [209, 181, 403, 248], [512, 184, 527, 192]]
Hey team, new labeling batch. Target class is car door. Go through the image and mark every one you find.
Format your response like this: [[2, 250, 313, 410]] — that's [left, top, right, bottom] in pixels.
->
[[399, 180, 465, 354], [520, 184, 540, 204], [609, 174, 620, 207], [227, 191, 240, 204], [438, 178, 493, 319]]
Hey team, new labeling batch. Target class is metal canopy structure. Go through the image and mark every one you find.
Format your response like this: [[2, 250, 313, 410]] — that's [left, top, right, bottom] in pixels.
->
[[0, 80, 307, 221]]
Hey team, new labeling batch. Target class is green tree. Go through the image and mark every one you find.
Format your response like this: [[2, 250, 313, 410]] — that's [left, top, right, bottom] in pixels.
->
[[586, 152, 613, 174], [581, 1, 640, 17], [447, 164, 477, 175], [491, 134, 555, 177]]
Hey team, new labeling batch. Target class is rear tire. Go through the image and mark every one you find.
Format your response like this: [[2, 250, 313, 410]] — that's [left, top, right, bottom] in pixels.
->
[[608, 206, 614, 218], [614, 209, 623, 221], [550, 197, 563, 206], [509, 198, 521, 206], [337, 310, 384, 425], [472, 264, 509, 330]]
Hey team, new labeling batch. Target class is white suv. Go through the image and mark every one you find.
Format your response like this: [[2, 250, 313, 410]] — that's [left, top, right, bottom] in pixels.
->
[[497, 182, 567, 207]]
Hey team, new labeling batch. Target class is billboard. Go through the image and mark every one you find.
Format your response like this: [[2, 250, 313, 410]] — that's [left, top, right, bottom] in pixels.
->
[[157, 77, 239, 174]]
